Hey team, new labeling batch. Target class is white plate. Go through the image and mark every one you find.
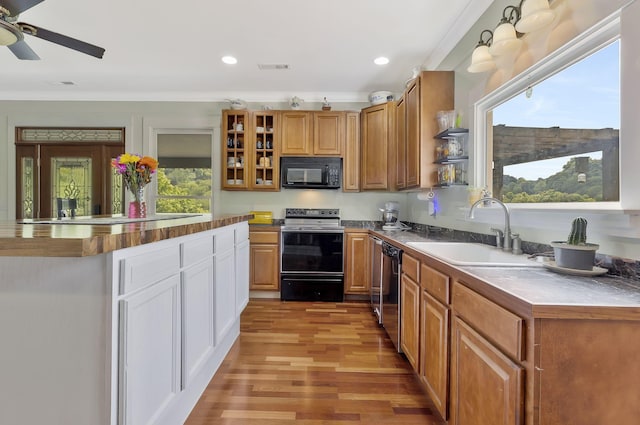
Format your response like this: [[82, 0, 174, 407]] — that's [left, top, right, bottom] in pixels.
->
[[542, 261, 608, 276]]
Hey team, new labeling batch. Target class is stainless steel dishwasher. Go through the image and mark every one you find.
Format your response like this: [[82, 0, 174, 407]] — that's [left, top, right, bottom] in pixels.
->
[[381, 241, 402, 352]]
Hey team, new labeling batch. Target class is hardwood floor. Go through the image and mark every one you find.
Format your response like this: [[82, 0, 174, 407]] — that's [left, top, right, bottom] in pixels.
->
[[185, 300, 445, 425]]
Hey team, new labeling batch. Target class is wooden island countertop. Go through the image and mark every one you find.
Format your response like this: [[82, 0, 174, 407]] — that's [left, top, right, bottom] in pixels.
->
[[0, 213, 252, 257]]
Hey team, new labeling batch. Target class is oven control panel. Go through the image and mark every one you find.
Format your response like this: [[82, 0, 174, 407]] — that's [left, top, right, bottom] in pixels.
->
[[284, 208, 340, 219]]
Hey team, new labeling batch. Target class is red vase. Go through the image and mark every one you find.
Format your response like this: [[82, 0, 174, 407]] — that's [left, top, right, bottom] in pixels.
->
[[128, 201, 147, 219], [128, 188, 146, 218]]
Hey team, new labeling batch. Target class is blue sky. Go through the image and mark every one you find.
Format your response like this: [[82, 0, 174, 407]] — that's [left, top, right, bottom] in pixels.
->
[[493, 40, 620, 180]]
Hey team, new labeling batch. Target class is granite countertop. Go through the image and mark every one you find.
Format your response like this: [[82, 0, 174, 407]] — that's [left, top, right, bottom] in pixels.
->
[[371, 229, 640, 319], [462, 266, 640, 315], [0, 213, 252, 257]]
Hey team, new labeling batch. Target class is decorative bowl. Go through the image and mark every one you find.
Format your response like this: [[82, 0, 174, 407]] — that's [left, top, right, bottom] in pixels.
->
[[227, 98, 247, 110], [369, 91, 394, 105]]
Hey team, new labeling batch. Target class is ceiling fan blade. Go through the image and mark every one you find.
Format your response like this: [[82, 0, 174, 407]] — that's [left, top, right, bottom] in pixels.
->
[[18, 22, 105, 58], [2, 0, 45, 16], [7, 38, 39, 59]]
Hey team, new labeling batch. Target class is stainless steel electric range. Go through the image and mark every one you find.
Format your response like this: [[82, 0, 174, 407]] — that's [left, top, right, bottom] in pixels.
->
[[280, 208, 344, 301]]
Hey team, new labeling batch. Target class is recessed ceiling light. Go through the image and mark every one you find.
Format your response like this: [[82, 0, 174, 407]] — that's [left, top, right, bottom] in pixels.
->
[[221, 56, 238, 65], [374, 57, 389, 65]]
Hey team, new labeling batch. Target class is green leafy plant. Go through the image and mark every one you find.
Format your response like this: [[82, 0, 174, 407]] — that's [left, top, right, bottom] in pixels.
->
[[567, 217, 588, 245]]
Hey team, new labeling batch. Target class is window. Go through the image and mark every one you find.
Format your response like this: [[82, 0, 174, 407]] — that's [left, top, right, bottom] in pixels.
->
[[156, 133, 212, 213], [490, 41, 619, 203], [474, 15, 624, 209]]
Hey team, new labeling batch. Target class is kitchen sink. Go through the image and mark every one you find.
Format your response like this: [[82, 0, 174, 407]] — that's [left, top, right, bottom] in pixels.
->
[[405, 241, 542, 267]]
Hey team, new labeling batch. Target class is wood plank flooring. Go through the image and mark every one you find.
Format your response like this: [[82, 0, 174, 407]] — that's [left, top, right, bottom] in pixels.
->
[[185, 300, 445, 425]]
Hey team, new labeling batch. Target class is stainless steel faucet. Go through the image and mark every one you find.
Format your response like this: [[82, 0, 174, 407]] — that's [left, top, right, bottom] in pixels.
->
[[469, 197, 512, 252]]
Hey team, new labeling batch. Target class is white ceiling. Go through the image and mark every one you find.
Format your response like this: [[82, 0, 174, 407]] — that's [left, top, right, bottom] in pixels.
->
[[0, 0, 494, 102]]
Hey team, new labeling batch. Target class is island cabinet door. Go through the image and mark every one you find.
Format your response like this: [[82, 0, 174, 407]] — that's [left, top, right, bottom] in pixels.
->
[[214, 228, 237, 344], [450, 316, 524, 425], [119, 274, 181, 425], [181, 259, 215, 388], [235, 226, 250, 315]]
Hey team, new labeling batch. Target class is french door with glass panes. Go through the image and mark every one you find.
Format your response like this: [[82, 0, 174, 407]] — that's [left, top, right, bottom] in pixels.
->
[[16, 130, 125, 219]]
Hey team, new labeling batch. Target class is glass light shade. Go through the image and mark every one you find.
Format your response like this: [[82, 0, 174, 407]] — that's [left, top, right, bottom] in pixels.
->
[[221, 55, 237, 64], [515, 0, 555, 33], [467, 45, 495, 73], [0, 24, 18, 46], [489, 22, 522, 56]]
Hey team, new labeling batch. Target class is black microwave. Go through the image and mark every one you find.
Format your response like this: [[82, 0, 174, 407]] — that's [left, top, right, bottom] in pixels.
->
[[280, 157, 342, 189]]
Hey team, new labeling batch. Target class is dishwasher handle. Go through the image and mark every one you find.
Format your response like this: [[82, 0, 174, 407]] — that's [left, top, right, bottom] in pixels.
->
[[381, 241, 402, 262]]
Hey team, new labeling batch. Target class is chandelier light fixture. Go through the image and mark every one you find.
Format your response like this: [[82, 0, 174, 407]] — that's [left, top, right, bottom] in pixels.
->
[[467, 0, 555, 73]]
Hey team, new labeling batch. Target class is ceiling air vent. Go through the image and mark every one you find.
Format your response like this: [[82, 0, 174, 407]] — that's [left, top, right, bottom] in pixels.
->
[[258, 64, 291, 70]]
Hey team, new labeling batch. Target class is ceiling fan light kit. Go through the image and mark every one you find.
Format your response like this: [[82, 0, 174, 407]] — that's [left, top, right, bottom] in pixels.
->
[[0, 0, 106, 59], [0, 19, 18, 45]]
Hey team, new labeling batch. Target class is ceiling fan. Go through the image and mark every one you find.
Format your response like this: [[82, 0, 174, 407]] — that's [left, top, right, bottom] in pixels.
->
[[0, 0, 105, 60]]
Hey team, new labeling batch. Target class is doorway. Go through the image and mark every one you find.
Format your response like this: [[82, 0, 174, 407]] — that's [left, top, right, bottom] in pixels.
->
[[15, 127, 125, 219]]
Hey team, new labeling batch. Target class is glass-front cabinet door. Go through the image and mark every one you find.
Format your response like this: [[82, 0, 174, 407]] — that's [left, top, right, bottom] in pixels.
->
[[251, 111, 279, 190]]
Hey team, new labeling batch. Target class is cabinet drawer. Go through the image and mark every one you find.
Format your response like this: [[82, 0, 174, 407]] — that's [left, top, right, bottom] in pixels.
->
[[249, 231, 279, 244], [421, 264, 450, 304], [181, 235, 214, 268], [403, 253, 419, 282], [120, 245, 181, 295], [452, 282, 524, 361], [214, 229, 235, 254]]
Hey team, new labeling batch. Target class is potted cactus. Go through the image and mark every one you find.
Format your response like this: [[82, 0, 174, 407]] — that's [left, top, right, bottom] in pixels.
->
[[550, 217, 599, 270]]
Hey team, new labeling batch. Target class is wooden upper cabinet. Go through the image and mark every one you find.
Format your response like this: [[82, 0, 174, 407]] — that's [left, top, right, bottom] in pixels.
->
[[360, 102, 396, 190], [313, 112, 344, 155], [280, 111, 312, 155], [281, 111, 349, 157], [395, 96, 407, 190], [406, 79, 420, 188], [397, 71, 454, 190], [221, 110, 250, 190], [250, 112, 279, 191], [343, 112, 361, 191]]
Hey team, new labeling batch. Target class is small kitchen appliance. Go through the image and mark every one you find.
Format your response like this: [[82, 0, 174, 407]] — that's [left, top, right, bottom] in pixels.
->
[[380, 201, 408, 230], [280, 157, 342, 190]]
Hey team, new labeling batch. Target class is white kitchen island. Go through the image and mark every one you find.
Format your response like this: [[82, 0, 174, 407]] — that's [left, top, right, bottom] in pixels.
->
[[0, 214, 250, 425]]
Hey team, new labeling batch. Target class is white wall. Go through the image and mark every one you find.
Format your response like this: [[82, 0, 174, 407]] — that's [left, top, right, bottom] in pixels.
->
[[408, 0, 640, 260], [0, 100, 408, 222]]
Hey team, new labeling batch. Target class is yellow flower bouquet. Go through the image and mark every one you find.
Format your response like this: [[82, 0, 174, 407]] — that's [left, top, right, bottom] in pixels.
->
[[111, 153, 159, 198]]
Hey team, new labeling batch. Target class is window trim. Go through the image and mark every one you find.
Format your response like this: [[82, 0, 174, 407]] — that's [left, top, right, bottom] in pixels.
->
[[473, 13, 622, 212]]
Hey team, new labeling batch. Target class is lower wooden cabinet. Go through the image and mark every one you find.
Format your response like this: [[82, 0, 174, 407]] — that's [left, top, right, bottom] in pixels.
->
[[401, 273, 420, 370], [450, 317, 524, 425], [420, 291, 450, 419], [393, 242, 640, 425], [249, 229, 280, 291], [344, 231, 370, 294], [400, 252, 420, 371]]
